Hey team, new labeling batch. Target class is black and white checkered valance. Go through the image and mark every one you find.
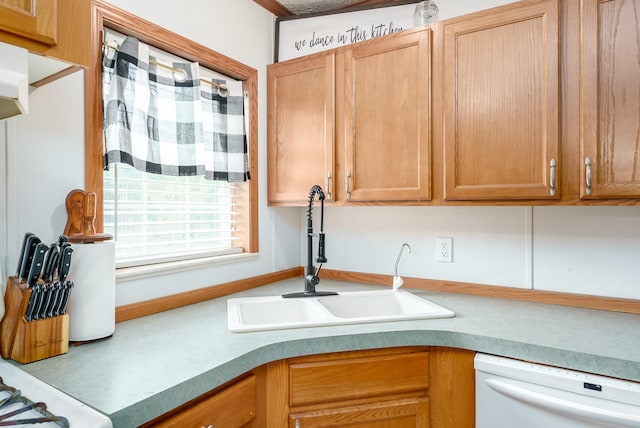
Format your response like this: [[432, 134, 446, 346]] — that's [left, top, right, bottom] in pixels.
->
[[102, 36, 250, 182]]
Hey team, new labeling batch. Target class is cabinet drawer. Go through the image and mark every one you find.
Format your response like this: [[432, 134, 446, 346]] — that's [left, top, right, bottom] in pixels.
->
[[289, 351, 429, 406], [289, 397, 430, 427], [149, 374, 256, 427]]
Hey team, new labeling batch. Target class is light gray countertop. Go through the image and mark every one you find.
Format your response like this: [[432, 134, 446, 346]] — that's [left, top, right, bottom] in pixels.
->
[[17, 278, 640, 427]]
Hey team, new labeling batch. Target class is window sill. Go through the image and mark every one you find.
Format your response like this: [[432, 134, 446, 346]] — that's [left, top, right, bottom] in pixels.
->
[[115, 252, 259, 283]]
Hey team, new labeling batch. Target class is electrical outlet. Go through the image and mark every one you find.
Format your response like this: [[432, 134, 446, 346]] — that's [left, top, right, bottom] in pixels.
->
[[436, 237, 453, 263]]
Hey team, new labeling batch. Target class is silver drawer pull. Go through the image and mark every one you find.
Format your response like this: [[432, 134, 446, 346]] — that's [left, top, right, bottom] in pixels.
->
[[549, 159, 556, 196], [326, 171, 332, 200], [345, 170, 352, 200], [585, 157, 592, 195]]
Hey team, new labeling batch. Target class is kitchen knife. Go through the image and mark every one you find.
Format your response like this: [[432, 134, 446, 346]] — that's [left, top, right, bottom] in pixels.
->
[[32, 284, 47, 320], [58, 242, 71, 271], [24, 284, 40, 321], [18, 235, 41, 282], [58, 246, 74, 282], [59, 281, 74, 315], [15, 232, 34, 277], [38, 284, 55, 319], [52, 281, 66, 317], [45, 282, 62, 318], [41, 243, 60, 284], [26, 243, 48, 287], [58, 234, 68, 247]]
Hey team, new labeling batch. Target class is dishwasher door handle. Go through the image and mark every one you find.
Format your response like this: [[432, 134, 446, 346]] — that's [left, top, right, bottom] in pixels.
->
[[485, 378, 640, 427]]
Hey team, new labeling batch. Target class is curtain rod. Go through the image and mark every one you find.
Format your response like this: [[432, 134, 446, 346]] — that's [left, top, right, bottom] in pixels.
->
[[103, 42, 229, 96]]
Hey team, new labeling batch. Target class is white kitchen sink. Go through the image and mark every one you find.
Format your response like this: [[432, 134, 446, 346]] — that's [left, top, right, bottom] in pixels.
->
[[235, 297, 331, 325], [227, 289, 455, 332]]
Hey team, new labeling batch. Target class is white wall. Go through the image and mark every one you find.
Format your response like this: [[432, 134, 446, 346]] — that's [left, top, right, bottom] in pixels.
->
[[1, 0, 639, 308], [0, 0, 303, 307], [533, 206, 640, 299], [317, 206, 640, 300], [321, 206, 531, 288], [5, 72, 86, 248]]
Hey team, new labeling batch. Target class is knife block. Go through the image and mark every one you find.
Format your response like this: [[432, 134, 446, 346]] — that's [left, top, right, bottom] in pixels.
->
[[0, 277, 69, 363]]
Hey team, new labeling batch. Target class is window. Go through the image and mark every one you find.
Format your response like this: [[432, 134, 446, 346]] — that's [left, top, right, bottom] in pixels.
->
[[101, 28, 249, 266], [86, 2, 258, 272]]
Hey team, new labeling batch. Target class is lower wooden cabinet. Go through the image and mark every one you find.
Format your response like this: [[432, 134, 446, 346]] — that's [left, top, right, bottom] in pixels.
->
[[140, 347, 474, 428], [265, 347, 474, 428], [141, 374, 256, 428]]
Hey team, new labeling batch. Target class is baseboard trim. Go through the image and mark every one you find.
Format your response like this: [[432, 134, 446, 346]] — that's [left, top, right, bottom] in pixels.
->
[[320, 269, 640, 315], [116, 266, 640, 322], [115, 267, 303, 322]]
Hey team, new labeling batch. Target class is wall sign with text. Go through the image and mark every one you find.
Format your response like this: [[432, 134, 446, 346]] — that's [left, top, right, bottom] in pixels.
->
[[276, 3, 416, 62]]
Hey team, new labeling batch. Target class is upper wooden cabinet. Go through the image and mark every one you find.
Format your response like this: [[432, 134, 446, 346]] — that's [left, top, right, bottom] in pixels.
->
[[267, 28, 432, 205], [0, 0, 57, 45], [441, 0, 560, 200], [0, 0, 90, 68], [579, 0, 640, 198], [268, 53, 336, 204], [267, 0, 640, 206], [343, 29, 431, 202]]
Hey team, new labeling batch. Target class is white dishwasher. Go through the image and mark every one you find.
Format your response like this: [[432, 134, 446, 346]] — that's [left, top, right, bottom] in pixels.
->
[[475, 353, 640, 427]]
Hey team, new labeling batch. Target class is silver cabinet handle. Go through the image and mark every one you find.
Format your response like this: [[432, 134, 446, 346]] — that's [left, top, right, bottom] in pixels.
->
[[345, 170, 352, 200], [326, 171, 332, 200], [295, 419, 301, 428], [549, 159, 556, 196], [585, 157, 592, 195]]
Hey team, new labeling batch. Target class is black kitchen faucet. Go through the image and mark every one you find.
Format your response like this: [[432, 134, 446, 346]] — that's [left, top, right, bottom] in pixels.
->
[[283, 185, 337, 298]]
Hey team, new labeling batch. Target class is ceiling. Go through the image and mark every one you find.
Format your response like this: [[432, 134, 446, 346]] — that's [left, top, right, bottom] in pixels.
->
[[253, 0, 416, 18]]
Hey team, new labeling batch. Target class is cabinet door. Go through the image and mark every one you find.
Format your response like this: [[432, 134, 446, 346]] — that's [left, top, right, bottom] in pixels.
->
[[580, 0, 640, 198], [289, 398, 429, 428], [145, 375, 256, 428], [268, 54, 335, 204], [442, 0, 559, 200], [0, 0, 57, 45], [343, 29, 431, 202]]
